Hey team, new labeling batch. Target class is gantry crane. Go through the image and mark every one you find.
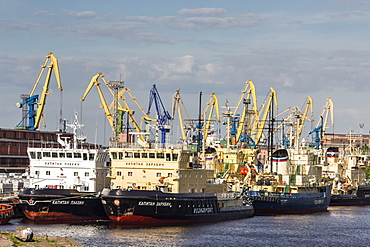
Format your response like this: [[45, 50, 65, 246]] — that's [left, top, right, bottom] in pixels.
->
[[147, 84, 172, 144], [16, 52, 63, 130], [309, 98, 334, 149]]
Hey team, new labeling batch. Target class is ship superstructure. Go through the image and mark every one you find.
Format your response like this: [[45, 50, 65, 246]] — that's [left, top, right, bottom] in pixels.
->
[[108, 142, 226, 194], [28, 113, 110, 192]]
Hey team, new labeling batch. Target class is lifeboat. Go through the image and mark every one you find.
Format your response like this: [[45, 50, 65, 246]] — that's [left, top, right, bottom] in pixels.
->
[[0, 204, 14, 224]]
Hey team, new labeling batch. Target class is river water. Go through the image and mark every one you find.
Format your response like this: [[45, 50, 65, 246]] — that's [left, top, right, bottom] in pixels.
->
[[2, 206, 370, 247]]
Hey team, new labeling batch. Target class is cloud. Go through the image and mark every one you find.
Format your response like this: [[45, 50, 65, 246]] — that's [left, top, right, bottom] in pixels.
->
[[61, 10, 97, 19], [123, 16, 155, 22], [33, 10, 56, 17], [158, 13, 263, 30], [178, 8, 226, 17], [1, 22, 37, 30], [58, 22, 172, 43]]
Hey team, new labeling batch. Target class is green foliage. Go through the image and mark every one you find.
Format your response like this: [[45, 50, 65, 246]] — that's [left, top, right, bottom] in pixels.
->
[[366, 165, 370, 179]]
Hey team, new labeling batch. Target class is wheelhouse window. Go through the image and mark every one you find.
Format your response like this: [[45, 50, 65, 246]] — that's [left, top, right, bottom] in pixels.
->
[[149, 153, 155, 158], [67, 153, 73, 158], [141, 153, 148, 158], [89, 154, 95, 161], [37, 152, 42, 159], [111, 152, 117, 160], [43, 152, 51, 158], [173, 154, 178, 161], [134, 153, 140, 158], [59, 153, 65, 158], [83, 153, 88, 160], [118, 152, 123, 159], [52, 152, 58, 158], [30, 152, 36, 159], [74, 153, 81, 158], [125, 152, 133, 158], [156, 153, 164, 159]]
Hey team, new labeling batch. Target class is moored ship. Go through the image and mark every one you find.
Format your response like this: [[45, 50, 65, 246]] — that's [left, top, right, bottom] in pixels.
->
[[101, 189, 253, 226], [103, 141, 254, 225], [330, 185, 370, 206], [244, 148, 331, 215], [18, 188, 108, 222], [18, 112, 111, 222]]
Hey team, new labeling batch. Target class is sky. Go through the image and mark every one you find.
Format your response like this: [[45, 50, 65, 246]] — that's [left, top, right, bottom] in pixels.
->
[[1, 0, 370, 145]]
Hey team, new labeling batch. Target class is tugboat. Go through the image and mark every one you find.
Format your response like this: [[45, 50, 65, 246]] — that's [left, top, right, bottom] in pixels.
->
[[102, 189, 253, 226], [18, 188, 108, 222], [102, 141, 254, 226], [0, 204, 14, 224], [330, 185, 370, 206], [18, 112, 111, 222], [244, 149, 331, 215]]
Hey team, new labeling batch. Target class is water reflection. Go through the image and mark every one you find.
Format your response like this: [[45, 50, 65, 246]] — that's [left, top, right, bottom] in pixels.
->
[[2, 206, 370, 246]]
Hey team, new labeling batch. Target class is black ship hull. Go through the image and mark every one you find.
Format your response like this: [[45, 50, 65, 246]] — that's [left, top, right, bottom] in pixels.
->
[[101, 189, 254, 226], [18, 188, 108, 222]]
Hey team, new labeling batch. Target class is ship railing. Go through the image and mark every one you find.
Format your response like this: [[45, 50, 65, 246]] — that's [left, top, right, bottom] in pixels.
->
[[216, 192, 240, 199], [247, 191, 293, 198], [109, 142, 190, 150]]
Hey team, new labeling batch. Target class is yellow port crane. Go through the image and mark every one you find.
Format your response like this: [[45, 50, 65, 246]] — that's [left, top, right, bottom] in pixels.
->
[[202, 93, 220, 150], [172, 88, 192, 143], [80, 73, 115, 134], [16, 52, 63, 130], [254, 87, 278, 145], [233, 80, 259, 146], [112, 88, 151, 144], [309, 97, 334, 149]]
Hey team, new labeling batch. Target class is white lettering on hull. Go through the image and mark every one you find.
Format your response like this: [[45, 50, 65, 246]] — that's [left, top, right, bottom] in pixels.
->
[[51, 200, 85, 205], [193, 207, 213, 214]]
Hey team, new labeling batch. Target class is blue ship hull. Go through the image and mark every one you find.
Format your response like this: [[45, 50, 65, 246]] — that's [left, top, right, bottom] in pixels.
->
[[246, 185, 331, 215], [330, 185, 370, 206]]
